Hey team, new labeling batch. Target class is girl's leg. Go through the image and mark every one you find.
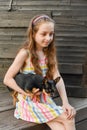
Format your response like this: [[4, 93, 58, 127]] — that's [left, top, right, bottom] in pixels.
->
[[46, 120, 65, 130], [46, 112, 76, 130], [54, 113, 76, 130], [63, 118, 76, 130]]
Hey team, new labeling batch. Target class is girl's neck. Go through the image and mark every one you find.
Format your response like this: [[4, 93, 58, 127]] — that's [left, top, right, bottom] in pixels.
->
[[36, 50, 45, 60], [36, 50, 43, 55]]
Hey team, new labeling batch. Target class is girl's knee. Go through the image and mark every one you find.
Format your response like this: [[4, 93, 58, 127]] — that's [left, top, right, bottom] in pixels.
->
[[65, 117, 75, 124], [60, 113, 75, 124], [46, 120, 65, 130], [55, 113, 75, 125]]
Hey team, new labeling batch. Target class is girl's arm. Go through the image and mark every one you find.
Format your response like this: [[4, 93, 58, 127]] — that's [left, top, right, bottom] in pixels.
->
[[3, 49, 29, 96], [53, 63, 76, 119], [53, 65, 69, 104]]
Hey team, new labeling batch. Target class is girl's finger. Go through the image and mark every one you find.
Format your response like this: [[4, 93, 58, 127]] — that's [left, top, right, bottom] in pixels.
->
[[33, 88, 40, 93], [67, 108, 76, 119]]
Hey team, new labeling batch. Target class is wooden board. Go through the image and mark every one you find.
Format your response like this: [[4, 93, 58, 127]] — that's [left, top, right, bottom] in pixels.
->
[[0, 11, 51, 27], [76, 119, 87, 130], [0, 109, 37, 130], [0, 89, 87, 130]]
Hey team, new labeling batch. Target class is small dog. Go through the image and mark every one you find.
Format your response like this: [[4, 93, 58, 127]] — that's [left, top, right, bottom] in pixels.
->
[[10, 73, 60, 105]]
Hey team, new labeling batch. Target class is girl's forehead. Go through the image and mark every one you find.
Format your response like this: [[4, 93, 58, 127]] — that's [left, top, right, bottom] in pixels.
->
[[38, 22, 54, 32]]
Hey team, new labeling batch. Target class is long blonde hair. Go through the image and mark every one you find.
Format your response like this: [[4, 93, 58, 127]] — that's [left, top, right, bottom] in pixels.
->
[[22, 15, 58, 79]]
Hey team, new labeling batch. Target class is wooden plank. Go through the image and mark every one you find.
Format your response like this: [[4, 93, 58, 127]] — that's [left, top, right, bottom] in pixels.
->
[[76, 106, 87, 123], [0, 40, 24, 45], [0, 109, 36, 130], [55, 26, 87, 32], [0, 97, 87, 130], [55, 41, 87, 47], [56, 46, 87, 52], [61, 74, 82, 86], [0, 11, 50, 19], [15, 1, 63, 6], [53, 17, 86, 26], [0, 28, 26, 37], [0, 44, 20, 58], [58, 54, 85, 63], [0, 67, 9, 80], [0, 87, 87, 130], [59, 63, 82, 74], [0, 1, 9, 5], [53, 10, 87, 16], [0, 58, 13, 68], [71, 0, 87, 4], [56, 37, 87, 42], [71, 0, 87, 6], [58, 57, 85, 64], [55, 32, 87, 37], [0, 35, 25, 41], [0, 0, 14, 11], [0, 6, 9, 11], [22, 124, 50, 130], [12, 6, 61, 11], [12, 0, 70, 11], [66, 86, 87, 98], [0, 91, 13, 112], [76, 120, 87, 130], [0, 11, 51, 27], [0, 20, 29, 28], [64, 5, 87, 10]]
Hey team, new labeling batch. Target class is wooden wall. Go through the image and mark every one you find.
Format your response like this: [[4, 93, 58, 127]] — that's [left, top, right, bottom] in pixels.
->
[[0, 0, 87, 95]]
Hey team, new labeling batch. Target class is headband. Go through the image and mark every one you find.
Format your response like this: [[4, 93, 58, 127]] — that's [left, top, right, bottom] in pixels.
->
[[32, 15, 52, 25]]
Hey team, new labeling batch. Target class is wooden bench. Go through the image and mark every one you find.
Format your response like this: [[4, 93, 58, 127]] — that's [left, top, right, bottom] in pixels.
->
[[58, 62, 87, 98], [0, 88, 87, 130]]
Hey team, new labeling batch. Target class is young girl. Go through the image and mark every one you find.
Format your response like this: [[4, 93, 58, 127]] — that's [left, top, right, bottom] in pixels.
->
[[3, 14, 76, 130]]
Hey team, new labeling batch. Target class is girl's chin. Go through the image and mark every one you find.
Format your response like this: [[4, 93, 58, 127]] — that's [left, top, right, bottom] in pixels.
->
[[43, 44, 49, 47]]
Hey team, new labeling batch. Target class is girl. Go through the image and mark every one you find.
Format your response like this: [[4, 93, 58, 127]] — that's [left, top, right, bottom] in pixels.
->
[[3, 14, 76, 130]]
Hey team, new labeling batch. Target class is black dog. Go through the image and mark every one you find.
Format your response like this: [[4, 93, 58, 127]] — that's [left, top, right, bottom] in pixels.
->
[[7, 72, 60, 105], [14, 72, 60, 95], [14, 73, 44, 92]]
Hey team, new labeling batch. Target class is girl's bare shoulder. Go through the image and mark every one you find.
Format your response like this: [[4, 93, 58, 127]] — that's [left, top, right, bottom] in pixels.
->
[[16, 48, 29, 59]]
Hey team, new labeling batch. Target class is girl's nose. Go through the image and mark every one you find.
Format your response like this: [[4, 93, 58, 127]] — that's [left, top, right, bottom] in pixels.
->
[[46, 35, 51, 41]]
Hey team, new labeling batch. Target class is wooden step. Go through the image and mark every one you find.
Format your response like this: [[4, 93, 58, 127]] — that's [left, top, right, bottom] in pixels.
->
[[0, 88, 87, 130], [66, 86, 87, 97]]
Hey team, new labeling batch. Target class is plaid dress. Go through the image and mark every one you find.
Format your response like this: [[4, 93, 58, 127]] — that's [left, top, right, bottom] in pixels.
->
[[14, 56, 63, 123]]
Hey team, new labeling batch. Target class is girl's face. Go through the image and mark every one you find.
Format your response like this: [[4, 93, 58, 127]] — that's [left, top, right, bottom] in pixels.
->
[[34, 22, 54, 50]]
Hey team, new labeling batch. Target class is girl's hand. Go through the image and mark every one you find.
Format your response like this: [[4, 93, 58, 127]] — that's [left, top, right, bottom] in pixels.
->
[[23, 91, 31, 97], [32, 88, 41, 95], [24, 88, 41, 97], [62, 103, 76, 119]]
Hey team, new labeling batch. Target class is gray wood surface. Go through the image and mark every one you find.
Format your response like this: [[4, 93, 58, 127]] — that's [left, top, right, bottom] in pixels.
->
[[0, 88, 87, 130], [0, 0, 87, 129]]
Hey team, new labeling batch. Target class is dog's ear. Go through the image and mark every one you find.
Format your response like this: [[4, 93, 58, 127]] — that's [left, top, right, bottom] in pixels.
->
[[54, 76, 61, 84]]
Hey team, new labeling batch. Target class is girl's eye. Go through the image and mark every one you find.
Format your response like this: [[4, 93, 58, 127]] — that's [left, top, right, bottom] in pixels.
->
[[41, 33, 54, 36], [50, 33, 54, 36], [41, 33, 46, 36]]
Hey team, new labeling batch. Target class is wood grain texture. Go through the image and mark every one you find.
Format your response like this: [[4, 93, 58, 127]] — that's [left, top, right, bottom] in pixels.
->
[[0, 0, 87, 129]]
